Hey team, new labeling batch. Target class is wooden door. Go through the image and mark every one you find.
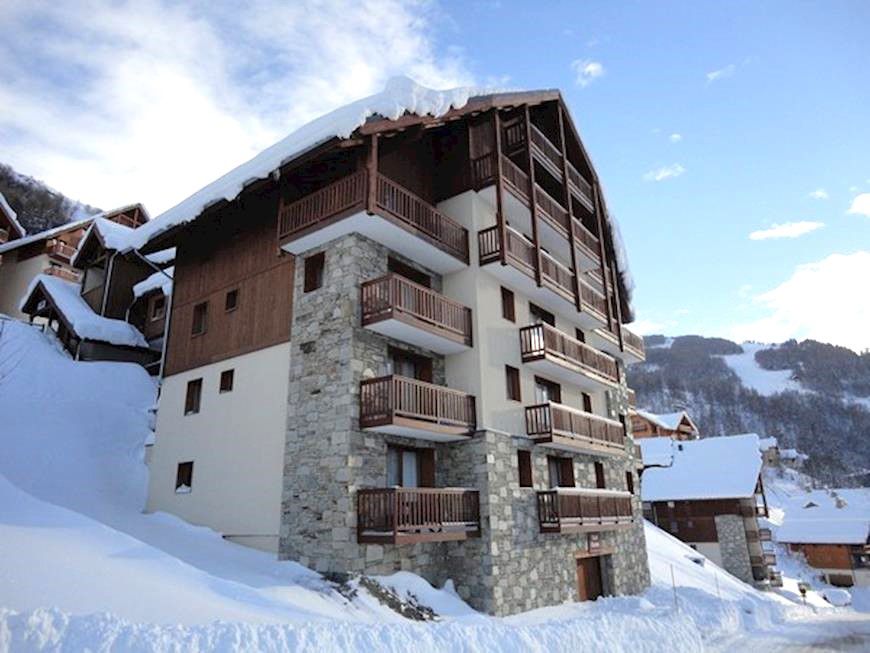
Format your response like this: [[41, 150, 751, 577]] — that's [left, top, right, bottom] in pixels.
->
[[576, 556, 604, 601]]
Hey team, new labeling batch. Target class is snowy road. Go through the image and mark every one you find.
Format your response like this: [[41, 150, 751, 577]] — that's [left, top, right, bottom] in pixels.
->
[[707, 611, 870, 652]]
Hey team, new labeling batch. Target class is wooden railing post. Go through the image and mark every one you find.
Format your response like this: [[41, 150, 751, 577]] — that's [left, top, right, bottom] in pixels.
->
[[367, 135, 378, 214], [493, 110, 508, 266]]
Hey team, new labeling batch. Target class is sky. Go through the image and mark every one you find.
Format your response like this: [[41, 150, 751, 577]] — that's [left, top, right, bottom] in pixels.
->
[[1, 0, 868, 351]]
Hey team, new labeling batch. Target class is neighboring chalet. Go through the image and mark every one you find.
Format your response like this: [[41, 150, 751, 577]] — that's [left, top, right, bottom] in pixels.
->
[[631, 409, 699, 441], [777, 489, 870, 587], [138, 79, 650, 615], [0, 191, 26, 259], [640, 434, 781, 587], [19, 205, 168, 371]]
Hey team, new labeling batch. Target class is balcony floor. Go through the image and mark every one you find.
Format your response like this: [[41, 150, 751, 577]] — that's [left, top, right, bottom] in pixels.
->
[[358, 525, 480, 545], [541, 519, 634, 535], [361, 415, 474, 442], [522, 354, 618, 392], [280, 209, 467, 274], [363, 313, 471, 355], [533, 433, 627, 457]]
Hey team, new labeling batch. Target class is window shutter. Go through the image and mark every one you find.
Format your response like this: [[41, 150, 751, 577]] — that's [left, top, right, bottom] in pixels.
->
[[559, 458, 575, 487], [517, 450, 533, 488], [419, 449, 435, 487]]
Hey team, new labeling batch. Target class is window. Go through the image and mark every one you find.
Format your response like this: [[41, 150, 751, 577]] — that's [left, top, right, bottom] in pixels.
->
[[626, 471, 635, 495], [389, 347, 433, 382], [303, 252, 325, 292], [505, 365, 521, 401], [501, 287, 515, 322], [149, 295, 166, 321], [529, 302, 555, 326], [575, 328, 585, 343], [594, 461, 606, 489], [225, 288, 239, 312], [388, 256, 430, 287], [547, 456, 575, 488], [534, 376, 561, 404], [184, 378, 202, 415], [175, 461, 193, 493], [191, 302, 208, 336], [219, 369, 234, 393], [517, 450, 533, 488], [386, 445, 434, 487], [582, 392, 593, 413]]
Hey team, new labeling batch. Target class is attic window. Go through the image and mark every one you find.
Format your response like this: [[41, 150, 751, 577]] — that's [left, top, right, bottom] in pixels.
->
[[191, 302, 208, 336], [150, 295, 166, 321], [225, 288, 239, 312], [175, 461, 193, 494]]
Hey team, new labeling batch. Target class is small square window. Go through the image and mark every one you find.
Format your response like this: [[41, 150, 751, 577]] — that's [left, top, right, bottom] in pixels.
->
[[501, 287, 515, 322], [505, 365, 521, 401], [219, 369, 234, 393], [150, 295, 166, 321], [191, 302, 208, 336], [175, 461, 193, 493], [303, 252, 325, 292], [184, 378, 202, 415], [225, 289, 239, 312]]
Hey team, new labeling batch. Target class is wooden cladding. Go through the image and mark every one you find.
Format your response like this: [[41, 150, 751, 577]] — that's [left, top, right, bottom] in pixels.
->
[[526, 402, 625, 455], [622, 326, 646, 360], [519, 322, 618, 384], [357, 487, 481, 544], [360, 274, 472, 347], [46, 240, 78, 263], [359, 375, 476, 435], [537, 489, 634, 534], [276, 170, 469, 264], [44, 265, 81, 283]]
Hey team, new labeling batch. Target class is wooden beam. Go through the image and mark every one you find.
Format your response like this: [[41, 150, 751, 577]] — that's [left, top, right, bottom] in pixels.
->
[[492, 110, 508, 266], [523, 106, 542, 286], [366, 134, 379, 214], [557, 104, 582, 314]]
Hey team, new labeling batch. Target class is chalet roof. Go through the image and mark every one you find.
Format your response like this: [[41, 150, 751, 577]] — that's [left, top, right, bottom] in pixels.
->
[[124, 77, 635, 316], [635, 409, 699, 434], [70, 217, 135, 268], [776, 488, 870, 545], [0, 216, 92, 256], [133, 266, 174, 299], [758, 436, 778, 451], [640, 433, 763, 502], [19, 274, 149, 349], [0, 191, 26, 238]]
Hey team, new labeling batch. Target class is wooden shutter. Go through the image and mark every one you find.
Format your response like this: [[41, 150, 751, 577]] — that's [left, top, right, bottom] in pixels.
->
[[594, 462, 606, 489], [559, 458, 575, 487], [419, 449, 435, 487], [501, 287, 515, 322], [517, 450, 533, 487]]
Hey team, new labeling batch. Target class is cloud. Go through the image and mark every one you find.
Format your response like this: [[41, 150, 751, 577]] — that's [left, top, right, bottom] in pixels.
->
[[571, 59, 605, 87], [706, 64, 736, 83], [808, 189, 829, 200], [847, 193, 870, 217], [748, 221, 825, 241], [730, 252, 870, 352], [669, 133, 682, 143], [627, 319, 667, 335], [0, 1, 472, 215], [643, 164, 686, 182]]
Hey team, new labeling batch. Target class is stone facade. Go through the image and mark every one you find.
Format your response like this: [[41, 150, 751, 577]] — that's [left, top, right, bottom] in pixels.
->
[[715, 514, 753, 583], [279, 232, 651, 615]]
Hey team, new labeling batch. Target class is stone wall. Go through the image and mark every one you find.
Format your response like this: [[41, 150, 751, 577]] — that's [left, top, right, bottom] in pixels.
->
[[714, 514, 753, 583]]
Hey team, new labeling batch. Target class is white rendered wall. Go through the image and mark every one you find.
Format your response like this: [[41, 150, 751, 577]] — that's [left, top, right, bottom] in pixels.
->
[[692, 542, 724, 567], [146, 342, 291, 553], [0, 253, 49, 320]]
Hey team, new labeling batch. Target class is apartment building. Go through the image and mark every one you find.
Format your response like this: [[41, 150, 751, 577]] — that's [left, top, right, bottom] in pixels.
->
[[640, 434, 780, 587], [143, 81, 651, 615]]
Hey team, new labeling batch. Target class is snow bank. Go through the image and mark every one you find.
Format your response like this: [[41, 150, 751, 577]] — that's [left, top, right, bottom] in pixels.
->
[[133, 267, 174, 298], [20, 275, 149, 348]]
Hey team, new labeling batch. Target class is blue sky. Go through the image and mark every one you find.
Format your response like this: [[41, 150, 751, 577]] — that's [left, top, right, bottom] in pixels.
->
[[1, 1, 868, 349]]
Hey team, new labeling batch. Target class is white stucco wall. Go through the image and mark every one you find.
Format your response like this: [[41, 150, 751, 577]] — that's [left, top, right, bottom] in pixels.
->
[[438, 191, 612, 437], [0, 252, 49, 320], [146, 342, 291, 553], [692, 542, 724, 567]]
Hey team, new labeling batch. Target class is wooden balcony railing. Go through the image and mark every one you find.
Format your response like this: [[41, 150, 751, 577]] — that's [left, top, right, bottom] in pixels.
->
[[768, 570, 783, 587], [526, 402, 625, 454], [47, 240, 78, 262], [519, 322, 618, 383], [357, 487, 481, 544], [529, 124, 564, 178], [361, 274, 472, 347], [622, 327, 645, 360], [572, 219, 600, 260], [277, 170, 469, 263], [763, 552, 776, 566], [478, 225, 537, 273], [759, 527, 772, 542], [566, 161, 594, 209], [501, 155, 530, 202], [540, 250, 575, 301], [750, 555, 764, 567], [44, 265, 81, 283], [535, 185, 570, 236], [537, 488, 634, 534], [627, 388, 637, 409], [579, 278, 608, 319], [359, 375, 476, 434]]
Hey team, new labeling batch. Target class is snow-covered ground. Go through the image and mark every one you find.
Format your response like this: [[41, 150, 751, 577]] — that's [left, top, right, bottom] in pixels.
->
[[1, 317, 868, 651], [720, 343, 805, 397]]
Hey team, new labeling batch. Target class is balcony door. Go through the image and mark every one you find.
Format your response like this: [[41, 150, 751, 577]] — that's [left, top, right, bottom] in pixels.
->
[[387, 445, 434, 487], [535, 376, 561, 404], [390, 347, 433, 382]]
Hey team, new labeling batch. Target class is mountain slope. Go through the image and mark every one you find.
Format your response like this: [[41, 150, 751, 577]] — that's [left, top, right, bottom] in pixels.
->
[[629, 335, 870, 486], [0, 163, 100, 233]]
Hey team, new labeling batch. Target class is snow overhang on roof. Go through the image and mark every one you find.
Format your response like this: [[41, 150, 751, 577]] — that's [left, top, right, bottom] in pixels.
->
[[0, 191, 26, 238], [636, 409, 698, 434], [0, 216, 93, 256], [71, 217, 137, 268], [127, 76, 636, 316]]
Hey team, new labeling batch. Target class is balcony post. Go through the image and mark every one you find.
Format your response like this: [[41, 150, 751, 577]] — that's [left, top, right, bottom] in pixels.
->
[[523, 106, 543, 286], [366, 134, 379, 215], [492, 110, 508, 266], [557, 104, 583, 314]]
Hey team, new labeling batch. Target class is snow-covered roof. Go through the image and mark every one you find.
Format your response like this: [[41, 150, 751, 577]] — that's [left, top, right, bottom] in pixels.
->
[[0, 191, 26, 238], [133, 267, 174, 299], [0, 216, 92, 255], [638, 437, 676, 468], [20, 274, 148, 348], [777, 488, 870, 545], [780, 448, 808, 461], [145, 247, 175, 265], [758, 436, 778, 452], [70, 217, 136, 267], [635, 409, 698, 434], [641, 434, 763, 502]]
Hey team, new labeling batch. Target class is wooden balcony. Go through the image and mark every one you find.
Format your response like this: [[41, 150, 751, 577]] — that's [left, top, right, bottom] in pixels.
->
[[359, 375, 476, 442], [361, 275, 472, 354], [759, 527, 772, 542], [768, 570, 783, 587], [627, 388, 637, 409], [537, 488, 634, 534], [622, 326, 646, 363], [277, 170, 469, 273], [526, 402, 626, 456], [47, 240, 78, 263], [357, 487, 481, 544], [573, 219, 601, 270], [566, 161, 595, 212], [44, 265, 81, 283], [741, 504, 769, 518], [763, 552, 776, 566], [519, 322, 618, 390]]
